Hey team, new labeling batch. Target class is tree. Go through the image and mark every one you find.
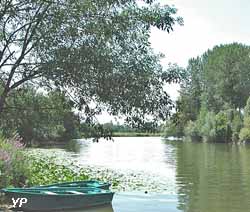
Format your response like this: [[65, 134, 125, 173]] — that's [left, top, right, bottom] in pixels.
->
[[178, 57, 203, 121], [239, 97, 250, 142], [167, 57, 203, 137], [166, 43, 250, 141], [0, 0, 183, 127], [202, 43, 250, 111], [0, 86, 79, 143]]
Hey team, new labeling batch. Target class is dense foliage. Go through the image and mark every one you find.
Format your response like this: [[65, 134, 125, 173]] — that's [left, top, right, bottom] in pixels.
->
[[239, 97, 250, 142], [0, 0, 184, 132], [165, 43, 250, 142], [102, 121, 163, 133], [0, 86, 80, 143]]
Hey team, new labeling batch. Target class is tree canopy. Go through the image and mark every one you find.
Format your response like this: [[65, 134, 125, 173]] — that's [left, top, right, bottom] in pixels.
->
[[0, 0, 183, 129], [166, 43, 250, 142], [0, 86, 80, 143]]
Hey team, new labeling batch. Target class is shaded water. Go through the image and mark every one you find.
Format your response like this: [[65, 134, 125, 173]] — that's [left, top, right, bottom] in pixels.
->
[[27, 137, 250, 212]]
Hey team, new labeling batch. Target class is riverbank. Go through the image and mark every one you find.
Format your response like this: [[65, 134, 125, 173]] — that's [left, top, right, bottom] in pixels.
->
[[112, 132, 163, 137], [29, 133, 164, 147]]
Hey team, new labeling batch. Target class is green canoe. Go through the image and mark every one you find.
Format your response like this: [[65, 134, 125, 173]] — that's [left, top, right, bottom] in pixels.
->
[[1, 187, 114, 211], [34, 180, 111, 190]]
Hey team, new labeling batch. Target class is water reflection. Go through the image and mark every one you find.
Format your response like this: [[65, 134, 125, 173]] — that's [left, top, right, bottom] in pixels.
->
[[65, 139, 82, 153], [69, 204, 113, 212], [173, 142, 250, 212], [74, 137, 176, 178], [31, 137, 250, 211]]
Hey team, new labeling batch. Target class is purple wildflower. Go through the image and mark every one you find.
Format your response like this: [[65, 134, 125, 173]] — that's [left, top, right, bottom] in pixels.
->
[[9, 134, 26, 149], [0, 150, 11, 161]]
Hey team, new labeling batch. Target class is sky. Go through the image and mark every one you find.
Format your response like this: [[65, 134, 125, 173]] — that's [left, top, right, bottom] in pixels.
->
[[150, 0, 250, 99], [98, 0, 250, 123], [151, 0, 250, 67]]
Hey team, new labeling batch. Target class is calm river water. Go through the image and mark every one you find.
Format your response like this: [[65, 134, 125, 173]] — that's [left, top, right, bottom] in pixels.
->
[[27, 137, 250, 212]]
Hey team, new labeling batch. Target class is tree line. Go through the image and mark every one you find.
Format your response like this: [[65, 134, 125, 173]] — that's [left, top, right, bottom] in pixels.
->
[[165, 43, 250, 143]]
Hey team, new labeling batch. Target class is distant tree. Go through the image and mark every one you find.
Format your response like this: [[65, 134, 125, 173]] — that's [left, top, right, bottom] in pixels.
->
[[202, 43, 250, 111], [166, 43, 250, 141], [168, 57, 203, 136]]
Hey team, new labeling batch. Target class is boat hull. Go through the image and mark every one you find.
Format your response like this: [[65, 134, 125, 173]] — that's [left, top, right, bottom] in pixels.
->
[[3, 189, 114, 211]]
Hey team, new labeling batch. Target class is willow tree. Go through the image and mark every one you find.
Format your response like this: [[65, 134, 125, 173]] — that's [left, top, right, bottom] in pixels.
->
[[0, 0, 183, 127]]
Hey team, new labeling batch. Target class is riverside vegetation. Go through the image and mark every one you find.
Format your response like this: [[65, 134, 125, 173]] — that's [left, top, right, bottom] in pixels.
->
[[165, 43, 250, 143], [0, 0, 184, 145], [0, 0, 183, 194], [0, 134, 121, 191]]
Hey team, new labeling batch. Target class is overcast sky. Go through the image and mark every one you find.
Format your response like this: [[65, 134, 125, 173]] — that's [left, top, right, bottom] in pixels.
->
[[149, 0, 250, 101], [151, 0, 250, 67], [98, 0, 250, 123]]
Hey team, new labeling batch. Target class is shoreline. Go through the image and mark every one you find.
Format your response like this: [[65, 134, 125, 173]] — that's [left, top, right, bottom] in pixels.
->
[[112, 133, 163, 137], [30, 134, 165, 147]]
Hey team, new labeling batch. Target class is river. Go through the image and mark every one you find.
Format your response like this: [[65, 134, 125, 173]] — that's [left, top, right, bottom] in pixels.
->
[[17, 137, 250, 211]]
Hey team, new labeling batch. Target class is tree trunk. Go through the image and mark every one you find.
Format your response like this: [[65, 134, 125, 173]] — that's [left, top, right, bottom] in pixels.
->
[[0, 90, 9, 116]]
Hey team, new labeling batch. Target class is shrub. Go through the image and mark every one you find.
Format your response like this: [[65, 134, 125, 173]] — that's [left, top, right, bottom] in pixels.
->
[[244, 97, 250, 117], [239, 116, 250, 142], [164, 121, 184, 138], [239, 97, 250, 142], [200, 111, 216, 142], [231, 112, 243, 142], [0, 134, 30, 188], [184, 121, 202, 141], [184, 109, 233, 142], [214, 111, 232, 142]]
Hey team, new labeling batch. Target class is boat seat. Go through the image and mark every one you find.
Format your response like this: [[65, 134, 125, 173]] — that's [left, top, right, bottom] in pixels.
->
[[43, 191, 58, 195], [68, 191, 85, 195]]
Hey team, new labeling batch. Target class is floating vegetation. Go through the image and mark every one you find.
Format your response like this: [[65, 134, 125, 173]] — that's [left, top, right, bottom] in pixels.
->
[[26, 149, 177, 194]]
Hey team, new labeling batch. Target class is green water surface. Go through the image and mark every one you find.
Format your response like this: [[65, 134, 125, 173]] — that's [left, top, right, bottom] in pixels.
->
[[28, 138, 250, 212]]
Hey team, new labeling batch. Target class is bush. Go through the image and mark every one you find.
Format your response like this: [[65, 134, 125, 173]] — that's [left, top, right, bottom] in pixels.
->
[[184, 121, 202, 141], [184, 109, 233, 142], [244, 97, 250, 117], [164, 121, 184, 138], [214, 111, 232, 142], [200, 111, 216, 142], [239, 127, 250, 142], [239, 116, 250, 142], [0, 88, 80, 144], [239, 97, 250, 142], [0, 134, 30, 188], [231, 112, 243, 142]]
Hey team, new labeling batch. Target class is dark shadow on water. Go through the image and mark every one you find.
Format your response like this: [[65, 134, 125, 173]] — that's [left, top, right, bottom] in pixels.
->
[[64, 139, 82, 153], [36, 139, 83, 154]]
